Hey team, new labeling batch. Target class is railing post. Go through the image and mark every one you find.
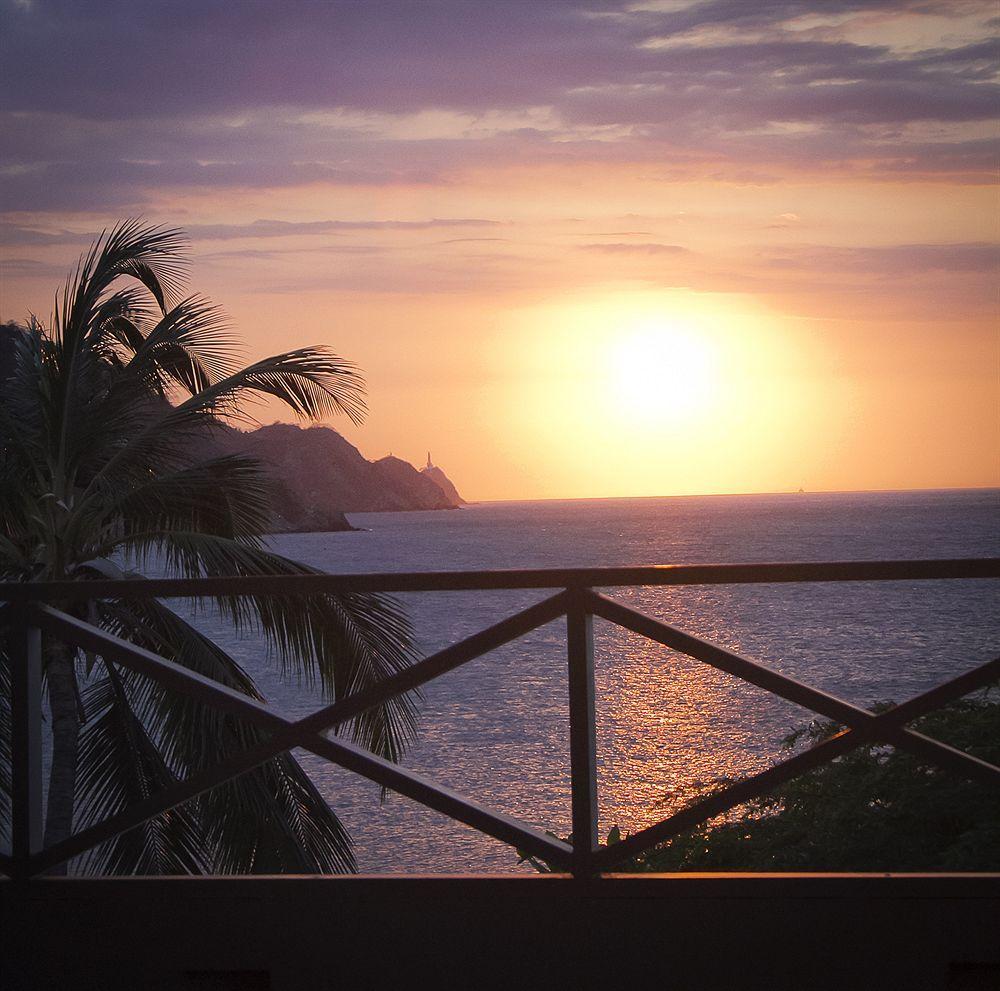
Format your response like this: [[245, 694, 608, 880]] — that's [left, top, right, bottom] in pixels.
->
[[566, 588, 598, 878], [9, 605, 43, 879]]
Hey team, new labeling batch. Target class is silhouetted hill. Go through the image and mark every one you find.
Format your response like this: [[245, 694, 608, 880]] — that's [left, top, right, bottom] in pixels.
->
[[214, 424, 463, 529], [0, 323, 460, 531], [421, 463, 465, 505]]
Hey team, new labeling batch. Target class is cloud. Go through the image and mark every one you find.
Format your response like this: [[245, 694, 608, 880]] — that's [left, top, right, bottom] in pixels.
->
[[0, 257, 67, 277], [188, 218, 503, 240], [0, 151, 447, 212], [1, 0, 997, 216], [579, 242, 689, 254], [0, 217, 504, 250], [760, 241, 999, 273], [197, 245, 390, 263], [0, 222, 93, 246], [436, 237, 511, 244]]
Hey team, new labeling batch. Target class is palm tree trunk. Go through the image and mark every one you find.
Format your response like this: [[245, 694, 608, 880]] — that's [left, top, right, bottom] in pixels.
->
[[43, 639, 80, 872]]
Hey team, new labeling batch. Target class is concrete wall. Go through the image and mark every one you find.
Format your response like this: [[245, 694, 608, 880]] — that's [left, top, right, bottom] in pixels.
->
[[3, 874, 998, 990]]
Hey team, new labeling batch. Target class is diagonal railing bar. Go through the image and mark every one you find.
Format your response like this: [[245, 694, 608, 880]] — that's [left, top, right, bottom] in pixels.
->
[[31, 605, 294, 722], [877, 726, 1000, 787], [27, 602, 574, 874], [585, 592, 1000, 785], [853, 658, 1000, 789], [587, 591, 893, 725], [591, 649, 1000, 870], [595, 673, 1000, 870], [596, 704, 1000, 872], [34, 730, 575, 877], [27, 593, 571, 873], [295, 733, 575, 872], [288, 590, 572, 735], [594, 727, 865, 870], [1, 558, 997, 602], [873, 656, 1000, 727]]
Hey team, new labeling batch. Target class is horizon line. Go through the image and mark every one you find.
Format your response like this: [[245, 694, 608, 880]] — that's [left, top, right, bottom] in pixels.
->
[[464, 484, 1000, 506]]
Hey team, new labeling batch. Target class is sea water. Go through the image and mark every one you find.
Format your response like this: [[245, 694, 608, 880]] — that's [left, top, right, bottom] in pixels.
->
[[193, 489, 999, 872]]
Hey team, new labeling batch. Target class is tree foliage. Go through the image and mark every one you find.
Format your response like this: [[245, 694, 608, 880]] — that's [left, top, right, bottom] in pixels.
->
[[522, 691, 999, 873], [630, 692, 999, 873], [0, 220, 419, 874]]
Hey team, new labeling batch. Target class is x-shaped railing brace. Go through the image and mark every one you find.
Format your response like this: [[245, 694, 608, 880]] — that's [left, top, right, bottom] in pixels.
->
[[5, 590, 999, 878], [582, 591, 1000, 869]]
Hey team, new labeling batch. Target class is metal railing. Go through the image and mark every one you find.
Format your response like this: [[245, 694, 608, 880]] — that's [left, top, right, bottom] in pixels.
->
[[2, 559, 999, 880]]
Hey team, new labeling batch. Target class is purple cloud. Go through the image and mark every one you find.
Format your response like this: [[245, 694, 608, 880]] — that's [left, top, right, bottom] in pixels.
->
[[761, 242, 999, 273], [188, 218, 503, 240], [0, 1, 996, 215], [580, 242, 689, 255]]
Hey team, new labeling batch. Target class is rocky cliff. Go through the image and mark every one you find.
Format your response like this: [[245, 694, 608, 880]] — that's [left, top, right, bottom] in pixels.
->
[[0, 323, 464, 533], [421, 463, 466, 506], [216, 423, 464, 531]]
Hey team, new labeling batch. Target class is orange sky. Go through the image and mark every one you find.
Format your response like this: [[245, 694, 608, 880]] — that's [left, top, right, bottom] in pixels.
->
[[1, 1, 997, 500]]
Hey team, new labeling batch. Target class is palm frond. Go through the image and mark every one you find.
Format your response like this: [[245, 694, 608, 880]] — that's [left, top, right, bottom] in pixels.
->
[[75, 455, 274, 561], [53, 221, 188, 379], [70, 402, 224, 522], [122, 296, 241, 397], [110, 533, 420, 759], [76, 346, 365, 517], [173, 347, 368, 425], [94, 314, 147, 369], [0, 644, 10, 850], [75, 667, 209, 875], [96, 596, 355, 872], [44, 223, 189, 491], [204, 752, 355, 874], [89, 286, 155, 361], [1, 216, 411, 874], [0, 326, 48, 473]]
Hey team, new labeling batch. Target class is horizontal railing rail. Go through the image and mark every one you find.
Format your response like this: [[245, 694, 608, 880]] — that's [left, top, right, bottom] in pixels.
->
[[1, 558, 998, 600], [1, 559, 998, 881]]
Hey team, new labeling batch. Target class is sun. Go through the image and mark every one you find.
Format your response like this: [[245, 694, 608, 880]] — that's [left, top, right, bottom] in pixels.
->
[[608, 319, 719, 423], [500, 288, 819, 496]]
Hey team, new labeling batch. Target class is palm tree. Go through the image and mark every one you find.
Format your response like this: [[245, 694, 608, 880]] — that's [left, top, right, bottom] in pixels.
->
[[0, 220, 419, 874]]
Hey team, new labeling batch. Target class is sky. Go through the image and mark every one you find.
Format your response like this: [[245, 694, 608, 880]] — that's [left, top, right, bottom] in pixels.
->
[[1, 0, 997, 500]]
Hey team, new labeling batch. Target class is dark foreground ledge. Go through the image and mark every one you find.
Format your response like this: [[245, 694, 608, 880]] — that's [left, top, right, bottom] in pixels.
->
[[3, 874, 998, 990]]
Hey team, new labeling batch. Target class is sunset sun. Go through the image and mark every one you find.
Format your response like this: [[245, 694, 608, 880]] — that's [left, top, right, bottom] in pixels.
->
[[609, 320, 718, 423]]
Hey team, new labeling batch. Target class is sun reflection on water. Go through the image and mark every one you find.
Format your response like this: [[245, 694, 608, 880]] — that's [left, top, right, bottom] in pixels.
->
[[186, 491, 999, 872]]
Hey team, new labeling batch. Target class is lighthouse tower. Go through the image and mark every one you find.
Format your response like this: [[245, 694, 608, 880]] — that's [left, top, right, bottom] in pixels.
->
[[426, 452, 432, 470]]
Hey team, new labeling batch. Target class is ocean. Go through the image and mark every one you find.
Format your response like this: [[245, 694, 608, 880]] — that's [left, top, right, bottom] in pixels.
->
[[194, 489, 1000, 873]]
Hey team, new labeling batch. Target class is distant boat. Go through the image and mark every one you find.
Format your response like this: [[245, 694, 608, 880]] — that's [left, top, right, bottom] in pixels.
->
[[797, 487, 805, 493]]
